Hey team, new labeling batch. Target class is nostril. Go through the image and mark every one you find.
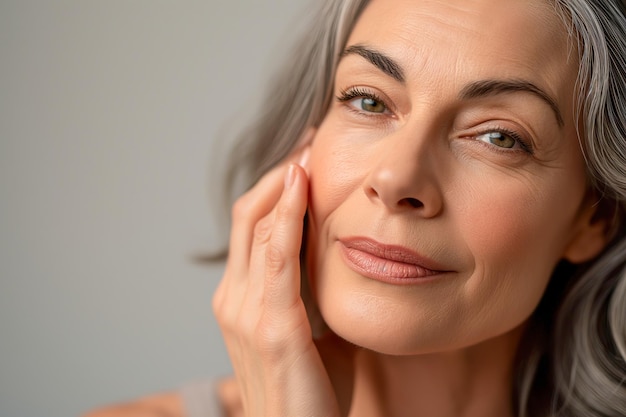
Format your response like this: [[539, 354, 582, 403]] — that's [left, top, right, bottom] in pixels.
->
[[403, 197, 423, 208]]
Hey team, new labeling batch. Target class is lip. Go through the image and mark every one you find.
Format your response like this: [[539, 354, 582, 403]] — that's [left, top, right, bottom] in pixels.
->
[[338, 237, 450, 284]]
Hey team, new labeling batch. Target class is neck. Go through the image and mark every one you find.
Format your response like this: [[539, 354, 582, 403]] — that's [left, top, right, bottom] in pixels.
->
[[348, 325, 524, 417]]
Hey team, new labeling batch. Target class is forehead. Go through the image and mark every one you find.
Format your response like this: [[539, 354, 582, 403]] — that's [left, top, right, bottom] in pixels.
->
[[346, 0, 577, 104]]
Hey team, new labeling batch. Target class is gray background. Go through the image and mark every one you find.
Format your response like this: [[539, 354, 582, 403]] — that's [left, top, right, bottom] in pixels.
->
[[0, 1, 311, 416]]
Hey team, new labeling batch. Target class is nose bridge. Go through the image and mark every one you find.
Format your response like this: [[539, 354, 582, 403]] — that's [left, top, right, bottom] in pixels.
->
[[365, 122, 444, 216]]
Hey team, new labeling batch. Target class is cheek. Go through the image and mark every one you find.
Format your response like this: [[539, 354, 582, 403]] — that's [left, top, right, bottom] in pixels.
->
[[305, 126, 369, 301], [307, 128, 364, 228], [454, 170, 585, 334], [461, 172, 583, 266], [460, 181, 545, 261]]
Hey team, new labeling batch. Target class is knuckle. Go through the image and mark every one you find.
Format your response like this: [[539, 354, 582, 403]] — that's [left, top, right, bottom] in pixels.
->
[[275, 200, 292, 219], [213, 305, 228, 328], [254, 319, 290, 357], [253, 217, 273, 244], [211, 284, 237, 330], [265, 243, 287, 276], [236, 310, 258, 340], [231, 196, 251, 222], [216, 308, 237, 334]]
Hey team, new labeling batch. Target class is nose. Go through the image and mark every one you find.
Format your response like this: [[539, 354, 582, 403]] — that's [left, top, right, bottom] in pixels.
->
[[363, 131, 444, 217]]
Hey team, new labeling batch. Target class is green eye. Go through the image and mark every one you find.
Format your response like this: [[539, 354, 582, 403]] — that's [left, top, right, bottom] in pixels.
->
[[359, 97, 387, 113], [337, 88, 389, 114], [477, 132, 517, 149]]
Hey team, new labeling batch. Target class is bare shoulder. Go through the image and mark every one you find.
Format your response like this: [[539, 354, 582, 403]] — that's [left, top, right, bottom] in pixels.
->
[[82, 391, 186, 417]]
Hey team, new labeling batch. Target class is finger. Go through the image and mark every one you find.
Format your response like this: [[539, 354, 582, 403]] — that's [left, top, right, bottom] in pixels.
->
[[263, 163, 309, 310], [226, 165, 287, 280], [296, 146, 311, 174], [241, 146, 311, 302], [218, 147, 311, 349], [226, 145, 311, 279], [215, 167, 286, 335], [231, 209, 276, 345]]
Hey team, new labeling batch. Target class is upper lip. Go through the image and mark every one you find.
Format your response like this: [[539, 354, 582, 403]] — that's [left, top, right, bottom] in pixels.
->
[[339, 236, 449, 271]]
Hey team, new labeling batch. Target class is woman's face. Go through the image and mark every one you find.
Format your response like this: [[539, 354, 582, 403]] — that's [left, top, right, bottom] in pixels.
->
[[305, 0, 595, 354]]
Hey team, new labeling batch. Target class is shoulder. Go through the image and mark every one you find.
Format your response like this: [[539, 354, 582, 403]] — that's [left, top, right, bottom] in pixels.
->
[[81, 378, 240, 417], [81, 391, 186, 417]]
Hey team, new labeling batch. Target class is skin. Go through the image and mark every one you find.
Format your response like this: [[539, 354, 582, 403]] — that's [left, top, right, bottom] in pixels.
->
[[302, 0, 606, 414], [308, 0, 589, 357], [84, 0, 611, 416]]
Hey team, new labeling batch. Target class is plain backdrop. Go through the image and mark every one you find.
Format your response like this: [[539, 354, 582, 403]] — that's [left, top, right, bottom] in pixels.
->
[[0, 1, 312, 416]]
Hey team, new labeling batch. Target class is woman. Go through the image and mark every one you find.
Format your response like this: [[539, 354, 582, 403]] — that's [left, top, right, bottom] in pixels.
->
[[88, 0, 626, 416]]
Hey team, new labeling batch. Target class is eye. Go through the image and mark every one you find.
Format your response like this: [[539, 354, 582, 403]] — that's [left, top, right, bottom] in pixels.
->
[[336, 87, 390, 114], [351, 96, 387, 113], [477, 131, 516, 148], [475, 130, 531, 153]]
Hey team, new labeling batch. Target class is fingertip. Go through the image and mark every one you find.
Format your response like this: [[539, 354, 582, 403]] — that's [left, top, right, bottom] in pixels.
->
[[279, 164, 308, 220], [285, 162, 309, 191], [285, 164, 297, 188]]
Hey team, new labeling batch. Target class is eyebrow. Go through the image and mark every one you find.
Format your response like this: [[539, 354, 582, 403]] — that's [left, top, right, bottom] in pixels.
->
[[460, 79, 564, 127], [340, 44, 564, 128], [341, 44, 405, 82]]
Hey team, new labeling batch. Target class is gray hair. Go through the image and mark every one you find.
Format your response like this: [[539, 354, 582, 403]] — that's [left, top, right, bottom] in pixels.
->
[[546, 1, 626, 416], [222, 0, 369, 206], [219, 0, 626, 415]]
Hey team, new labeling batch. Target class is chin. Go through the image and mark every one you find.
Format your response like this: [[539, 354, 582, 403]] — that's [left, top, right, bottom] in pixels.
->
[[313, 273, 532, 357], [314, 285, 451, 355], [323, 311, 449, 355]]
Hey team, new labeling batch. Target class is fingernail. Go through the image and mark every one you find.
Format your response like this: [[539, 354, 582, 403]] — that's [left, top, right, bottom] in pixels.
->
[[285, 164, 297, 188]]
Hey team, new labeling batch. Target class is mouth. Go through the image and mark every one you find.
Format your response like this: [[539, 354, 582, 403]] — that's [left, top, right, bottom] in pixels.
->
[[338, 237, 450, 284]]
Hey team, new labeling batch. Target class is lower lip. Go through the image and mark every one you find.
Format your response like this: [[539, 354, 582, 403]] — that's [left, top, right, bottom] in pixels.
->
[[339, 243, 444, 285]]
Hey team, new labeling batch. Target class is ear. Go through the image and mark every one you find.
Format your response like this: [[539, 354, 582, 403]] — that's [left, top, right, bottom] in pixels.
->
[[297, 127, 317, 147], [563, 197, 615, 264], [286, 127, 317, 164]]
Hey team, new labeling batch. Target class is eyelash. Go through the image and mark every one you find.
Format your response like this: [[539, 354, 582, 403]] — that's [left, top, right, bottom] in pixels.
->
[[336, 87, 534, 155], [476, 126, 534, 154], [336, 87, 391, 114]]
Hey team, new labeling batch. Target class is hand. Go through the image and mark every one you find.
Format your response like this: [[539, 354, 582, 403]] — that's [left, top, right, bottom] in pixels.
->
[[212, 148, 353, 417]]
